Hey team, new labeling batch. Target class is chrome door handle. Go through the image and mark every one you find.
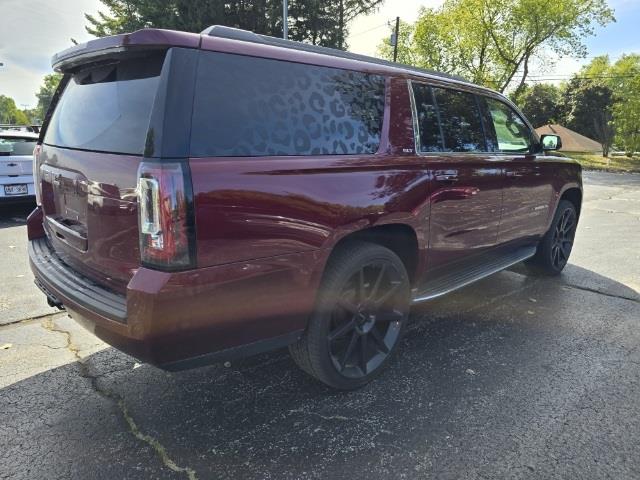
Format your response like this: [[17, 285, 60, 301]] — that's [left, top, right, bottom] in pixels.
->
[[506, 171, 523, 178]]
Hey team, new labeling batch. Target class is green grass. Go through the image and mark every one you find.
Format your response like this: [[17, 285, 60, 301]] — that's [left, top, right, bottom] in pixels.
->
[[561, 153, 640, 173]]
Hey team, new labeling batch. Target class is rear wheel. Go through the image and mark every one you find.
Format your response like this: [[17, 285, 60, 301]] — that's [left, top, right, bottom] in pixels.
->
[[290, 242, 411, 389], [526, 200, 577, 275]]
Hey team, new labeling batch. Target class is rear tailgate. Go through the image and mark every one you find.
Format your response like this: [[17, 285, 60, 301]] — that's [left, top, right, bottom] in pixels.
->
[[37, 50, 166, 293], [39, 146, 140, 293], [0, 155, 32, 176]]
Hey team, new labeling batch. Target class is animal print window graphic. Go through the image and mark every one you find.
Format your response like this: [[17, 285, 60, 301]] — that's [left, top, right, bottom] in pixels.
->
[[191, 52, 385, 157]]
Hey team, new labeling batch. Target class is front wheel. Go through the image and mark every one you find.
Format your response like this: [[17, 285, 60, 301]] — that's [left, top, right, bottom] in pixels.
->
[[289, 241, 411, 390], [526, 199, 578, 275]]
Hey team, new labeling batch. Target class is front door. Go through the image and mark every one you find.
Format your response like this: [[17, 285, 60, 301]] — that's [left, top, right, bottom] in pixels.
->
[[480, 97, 554, 244]]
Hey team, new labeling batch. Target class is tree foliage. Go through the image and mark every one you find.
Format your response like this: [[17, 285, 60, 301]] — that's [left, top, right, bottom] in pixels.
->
[[378, 0, 614, 93], [511, 83, 562, 128], [85, 0, 383, 49], [0, 95, 29, 125], [561, 77, 614, 155], [35, 73, 63, 122], [559, 54, 640, 156], [607, 55, 640, 155]]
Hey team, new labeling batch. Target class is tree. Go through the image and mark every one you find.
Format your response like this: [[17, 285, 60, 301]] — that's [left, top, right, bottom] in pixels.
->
[[378, 0, 614, 93], [560, 54, 640, 157], [609, 59, 640, 156], [85, 0, 383, 49], [561, 78, 615, 156], [34, 73, 62, 122], [512, 83, 562, 128], [0, 95, 29, 125], [613, 78, 640, 156]]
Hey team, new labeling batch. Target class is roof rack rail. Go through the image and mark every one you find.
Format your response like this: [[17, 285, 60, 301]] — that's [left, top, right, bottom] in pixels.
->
[[200, 25, 469, 84]]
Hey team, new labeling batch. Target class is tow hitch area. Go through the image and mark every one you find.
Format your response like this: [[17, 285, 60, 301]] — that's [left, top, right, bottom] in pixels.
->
[[34, 279, 65, 310]]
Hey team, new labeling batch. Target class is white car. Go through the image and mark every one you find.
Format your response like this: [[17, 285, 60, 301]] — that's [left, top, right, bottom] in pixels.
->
[[0, 130, 38, 202]]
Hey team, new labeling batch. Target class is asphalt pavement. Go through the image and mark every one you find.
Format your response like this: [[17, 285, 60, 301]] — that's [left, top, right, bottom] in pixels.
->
[[1, 171, 639, 480]]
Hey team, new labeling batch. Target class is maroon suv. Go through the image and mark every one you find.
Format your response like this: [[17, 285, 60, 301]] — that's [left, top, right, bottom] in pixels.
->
[[28, 26, 581, 389]]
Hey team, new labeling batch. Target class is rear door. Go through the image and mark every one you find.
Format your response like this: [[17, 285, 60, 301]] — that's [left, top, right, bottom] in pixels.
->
[[411, 83, 502, 270], [480, 96, 553, 243], [37, 51, 168, 293]]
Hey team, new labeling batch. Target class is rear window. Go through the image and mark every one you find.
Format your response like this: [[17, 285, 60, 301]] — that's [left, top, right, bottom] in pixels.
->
[[0, 137, 37, 156], [190, 52, 386, 157], [43, 53, 165, 155], [432, 88, 486, 152]]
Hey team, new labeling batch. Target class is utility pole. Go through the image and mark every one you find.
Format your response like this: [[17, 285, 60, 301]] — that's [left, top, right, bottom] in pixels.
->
[[392, 16, 400, 62], [283, 0, 288, 39]]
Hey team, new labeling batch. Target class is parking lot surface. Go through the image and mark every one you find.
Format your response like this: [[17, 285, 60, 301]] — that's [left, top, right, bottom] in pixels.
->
[[1, 171, 639, 479]]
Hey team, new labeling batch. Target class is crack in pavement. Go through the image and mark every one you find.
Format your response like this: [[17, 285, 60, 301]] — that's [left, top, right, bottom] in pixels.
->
[[40, 317, 198, 480], [0, 311, 66, 328], [561, 283, 640, 304]]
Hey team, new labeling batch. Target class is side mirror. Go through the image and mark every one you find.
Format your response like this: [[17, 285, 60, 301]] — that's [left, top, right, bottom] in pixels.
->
[[540, 134, 562, 151]]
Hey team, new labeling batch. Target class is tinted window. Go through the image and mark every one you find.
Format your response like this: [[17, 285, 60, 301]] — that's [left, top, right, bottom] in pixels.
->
[[433, 88, 485, 152], [0, 137, 37, 155], [191, 52, 385, 157], [483, 98, 531, 153], [44, 53, 165, 155], [412, 83, 443, 152]]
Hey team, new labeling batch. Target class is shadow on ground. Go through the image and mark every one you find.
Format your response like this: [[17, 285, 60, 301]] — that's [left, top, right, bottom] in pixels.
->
[[0, 201, 34, 229], [1, 265, 639, 479]]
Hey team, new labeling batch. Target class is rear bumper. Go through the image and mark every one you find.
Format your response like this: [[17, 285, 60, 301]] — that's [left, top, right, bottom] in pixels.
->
[[30, 238, 126, 321], [29, 235, 323, 368]]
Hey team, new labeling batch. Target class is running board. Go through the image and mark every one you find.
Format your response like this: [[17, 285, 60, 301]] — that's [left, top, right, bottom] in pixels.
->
[[412, 246, 536, 304]]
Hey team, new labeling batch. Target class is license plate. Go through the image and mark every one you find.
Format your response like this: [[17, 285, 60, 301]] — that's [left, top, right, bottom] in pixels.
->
[[4, 184, 28, 196]]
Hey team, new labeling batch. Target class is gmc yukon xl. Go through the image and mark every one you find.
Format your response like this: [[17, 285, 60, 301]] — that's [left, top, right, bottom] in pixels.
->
[[28, 26, 582, 389]]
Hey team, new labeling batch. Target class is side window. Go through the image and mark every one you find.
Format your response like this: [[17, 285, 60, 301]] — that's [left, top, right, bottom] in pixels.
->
[[433, 88, 486, 152], [483, 98, 532, 153], [411, 83, 443, 152], [190, 52, 385, 157]]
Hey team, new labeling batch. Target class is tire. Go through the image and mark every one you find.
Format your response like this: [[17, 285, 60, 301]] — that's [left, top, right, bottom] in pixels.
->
[[289, 241, 411, 390], [525, 200, 578, 276]]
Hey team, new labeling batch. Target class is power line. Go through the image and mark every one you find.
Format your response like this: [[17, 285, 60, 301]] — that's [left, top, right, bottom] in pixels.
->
[[349, 22, 391, 38], [525, 74, 640, 79]]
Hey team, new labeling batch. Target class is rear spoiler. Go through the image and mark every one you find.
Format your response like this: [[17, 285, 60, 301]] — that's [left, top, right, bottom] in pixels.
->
[[51, 29, 201, 72]]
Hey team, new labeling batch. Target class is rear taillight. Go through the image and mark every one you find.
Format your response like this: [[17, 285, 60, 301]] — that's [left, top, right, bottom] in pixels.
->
[[33, 144, 42, 205], [137, 161, 195, 271]]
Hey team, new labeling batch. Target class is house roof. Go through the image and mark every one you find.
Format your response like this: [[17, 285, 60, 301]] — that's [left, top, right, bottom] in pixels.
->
[[535, 124, 602, 152]]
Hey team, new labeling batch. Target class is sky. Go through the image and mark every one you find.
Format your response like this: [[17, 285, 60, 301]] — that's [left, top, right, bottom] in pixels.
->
[[1, 0, 639, 109]]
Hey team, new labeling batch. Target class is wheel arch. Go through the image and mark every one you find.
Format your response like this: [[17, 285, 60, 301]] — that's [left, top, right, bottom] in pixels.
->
[[327, 223, 421, 285], [559, 187, 582, 218]]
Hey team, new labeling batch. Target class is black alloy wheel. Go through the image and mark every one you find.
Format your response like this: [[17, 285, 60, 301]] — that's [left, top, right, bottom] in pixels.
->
[[328, 262, 406, 378], [526, 199, 578, 276], [289, 242, 411, 389], [550, 206, 577, 270]]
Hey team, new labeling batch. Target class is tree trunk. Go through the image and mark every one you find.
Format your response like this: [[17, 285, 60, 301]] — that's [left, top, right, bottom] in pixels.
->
[[513, 55, 530, 98]]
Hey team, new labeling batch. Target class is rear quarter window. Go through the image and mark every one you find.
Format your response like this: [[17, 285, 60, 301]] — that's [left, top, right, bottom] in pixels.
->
[[43, 53, 165, 155], [190, 52, 386, 157]]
